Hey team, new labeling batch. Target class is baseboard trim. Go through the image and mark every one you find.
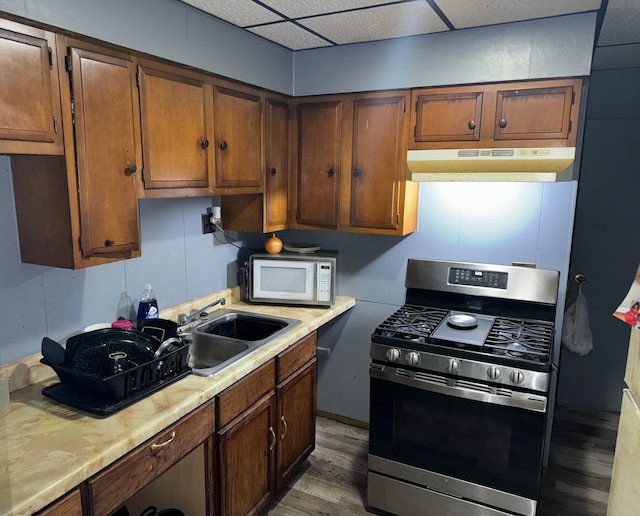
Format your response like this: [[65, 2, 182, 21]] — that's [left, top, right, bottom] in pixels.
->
[[317, 410, 369, 430]]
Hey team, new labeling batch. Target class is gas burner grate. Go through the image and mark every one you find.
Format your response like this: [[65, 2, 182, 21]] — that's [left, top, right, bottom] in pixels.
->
[[484, 317, 554, 362], [375, 305, 448, 341]]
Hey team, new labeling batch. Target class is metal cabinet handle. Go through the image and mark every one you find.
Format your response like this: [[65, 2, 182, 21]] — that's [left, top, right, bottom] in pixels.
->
[[468, 120, 476, 130], [328, 168, 335, 177], [219, 141, 228, 151], [150, 431, 175, 451], [269, 426, 276, 451], [201, 139, 210, 149], [126, 163, 137, 174], [353, 168, 362, 177], [499, 118, 507, 128], [280, 415, 288, 440]]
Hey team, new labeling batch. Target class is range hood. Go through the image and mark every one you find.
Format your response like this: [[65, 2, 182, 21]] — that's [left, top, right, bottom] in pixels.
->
[[407, 147, 575, 182]]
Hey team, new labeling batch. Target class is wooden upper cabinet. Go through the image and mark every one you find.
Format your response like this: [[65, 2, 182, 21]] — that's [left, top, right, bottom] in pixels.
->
[[212, 82, 263, 193], [11, 37, 141, 269], [264, 96, 290, 230], [220, 93, 291, 233], [493, 82, 577, 142], [410, 78, 582, 150], [67, 43, 141, 257], [0, 19, 63, 155], [347, 93, 410, 231], [296, 100, 342, 228], [137, 62, 214, 193], [413, 89, 483, 144]]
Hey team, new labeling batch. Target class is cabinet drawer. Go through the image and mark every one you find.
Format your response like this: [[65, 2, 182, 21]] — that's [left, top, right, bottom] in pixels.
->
[[88, 399, 215, 516], [217, 359, 276, 428], [277, 332, 317, 384], [35, 488, 82, 516]]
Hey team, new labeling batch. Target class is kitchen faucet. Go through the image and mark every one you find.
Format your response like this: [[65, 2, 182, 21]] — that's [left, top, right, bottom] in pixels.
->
[[177, 297, 226, 326]]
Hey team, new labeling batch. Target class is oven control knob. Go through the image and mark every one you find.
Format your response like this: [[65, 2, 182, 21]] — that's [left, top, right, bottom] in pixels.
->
[[447, 358, 460, 374], [406, 352, 421, 366], [510, 370, 525, 385], [385, 348, 401, 362], [487, 366, 502, 381]]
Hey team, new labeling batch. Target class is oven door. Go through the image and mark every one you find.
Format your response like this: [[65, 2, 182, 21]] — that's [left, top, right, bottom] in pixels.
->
[[369, 364, 546, 501]]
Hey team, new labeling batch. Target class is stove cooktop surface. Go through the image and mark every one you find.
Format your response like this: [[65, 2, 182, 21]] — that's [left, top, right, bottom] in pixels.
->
[[373, 304, 554, 368]]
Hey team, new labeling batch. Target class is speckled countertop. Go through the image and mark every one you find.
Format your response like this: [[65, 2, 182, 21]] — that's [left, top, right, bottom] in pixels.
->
[[0, 288, 355, 516]]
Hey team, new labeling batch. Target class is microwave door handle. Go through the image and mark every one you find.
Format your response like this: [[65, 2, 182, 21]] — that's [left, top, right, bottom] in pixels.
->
[[369, 365, 547, 413]]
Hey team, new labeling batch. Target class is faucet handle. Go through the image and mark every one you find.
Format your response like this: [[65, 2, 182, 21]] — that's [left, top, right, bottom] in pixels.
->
[[177, 313, 188, 326]]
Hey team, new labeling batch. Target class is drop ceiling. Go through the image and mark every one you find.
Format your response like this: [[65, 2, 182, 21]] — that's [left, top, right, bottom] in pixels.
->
[[179, 0, 636, 57]]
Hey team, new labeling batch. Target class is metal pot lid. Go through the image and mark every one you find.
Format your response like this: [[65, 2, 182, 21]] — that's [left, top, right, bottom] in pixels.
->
[[446, 314, 478, 329]]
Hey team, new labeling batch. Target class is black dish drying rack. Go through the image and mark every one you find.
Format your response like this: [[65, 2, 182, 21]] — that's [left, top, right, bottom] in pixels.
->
[[41, 330, 191, 416]]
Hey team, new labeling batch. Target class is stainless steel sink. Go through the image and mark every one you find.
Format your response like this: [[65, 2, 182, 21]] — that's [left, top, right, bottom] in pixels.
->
[[183, 308, 302, 377]]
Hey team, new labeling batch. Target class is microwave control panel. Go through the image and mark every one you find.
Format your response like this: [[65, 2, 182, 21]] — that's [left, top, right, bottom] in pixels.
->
[[317, 263, 333, 302]]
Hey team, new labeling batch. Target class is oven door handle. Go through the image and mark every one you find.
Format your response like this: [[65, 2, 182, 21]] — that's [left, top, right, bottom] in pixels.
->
[[370, 365, 547, 413]]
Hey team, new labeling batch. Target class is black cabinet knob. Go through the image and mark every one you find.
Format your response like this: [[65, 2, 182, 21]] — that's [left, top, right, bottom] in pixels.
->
[[468, 120, 476, 130], [127, 163, 137, 174], [499, 118, 507, 128], [271, 168, 277, 176], [219, 141, 228, 151], [353, 168, 362, 177], [201, 139, 210, 149], [328, 168, 335, 177], [104, 239, 114, 247]]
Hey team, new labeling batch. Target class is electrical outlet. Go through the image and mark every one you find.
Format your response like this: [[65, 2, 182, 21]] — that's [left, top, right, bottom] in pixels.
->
[[202, 209, 215, 234]]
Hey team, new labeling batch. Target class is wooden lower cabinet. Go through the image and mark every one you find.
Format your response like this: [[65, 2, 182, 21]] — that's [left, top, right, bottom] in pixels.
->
[[218, 392, 277, 516], [276, 358, 317, 490], [87, 399, 215, 516], [216, 333, 318, 515], [34, 488, 82, 516], [33, 332, 319, 516]]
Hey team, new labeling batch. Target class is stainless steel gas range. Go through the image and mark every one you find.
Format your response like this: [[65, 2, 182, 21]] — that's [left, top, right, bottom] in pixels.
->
[[367, 258, 559, 516]]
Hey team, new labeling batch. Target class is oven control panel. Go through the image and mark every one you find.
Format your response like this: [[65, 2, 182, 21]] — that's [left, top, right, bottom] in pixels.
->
[[448, 267, 508, 289], [371, 343, 550, 394]]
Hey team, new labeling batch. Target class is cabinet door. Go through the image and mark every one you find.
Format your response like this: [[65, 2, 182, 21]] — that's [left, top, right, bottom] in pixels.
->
[[348, 94, 408, 230], [219, 95, 290, 233], [412, 88, 483, 144], [213, 83, 262, 191], [297, 100, 342, 228], [35, 488, 82, 516], [276, 358, 317, 491], [494, 81, 578, 144], [67, 45, 141, 257], [138, 64, 214, 190], [265, 96, 290, 230], [0, 19, 63, 155], [218, 392, 277, 516]]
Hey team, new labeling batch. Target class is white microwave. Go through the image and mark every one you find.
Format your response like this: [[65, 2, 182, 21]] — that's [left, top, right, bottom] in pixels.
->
[[249, 251, 337, 307]]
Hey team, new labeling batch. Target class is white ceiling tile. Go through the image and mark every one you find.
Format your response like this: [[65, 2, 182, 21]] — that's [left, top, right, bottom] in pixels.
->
[[181, 0, 283, 27], [597, 0, 640, 46], [438, 0, 601, 29], [249, 22, 333, 50], [299, 2, 449, 46], [260, 0, 400, 19]]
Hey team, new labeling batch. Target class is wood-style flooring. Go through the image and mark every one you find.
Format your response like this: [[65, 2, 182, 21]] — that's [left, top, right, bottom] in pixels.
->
[[264, 406, 619, 516]]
